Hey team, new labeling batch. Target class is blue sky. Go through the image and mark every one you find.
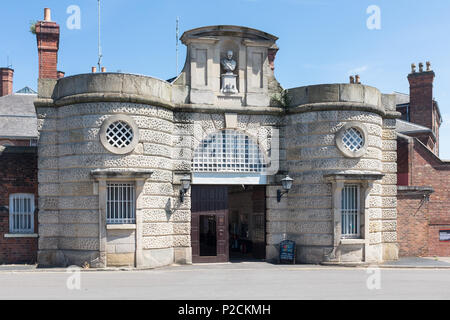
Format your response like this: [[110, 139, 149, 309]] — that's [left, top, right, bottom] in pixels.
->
[[2, 0, 450, 158]]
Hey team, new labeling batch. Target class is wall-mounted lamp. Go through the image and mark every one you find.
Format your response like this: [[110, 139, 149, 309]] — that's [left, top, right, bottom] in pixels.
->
[[277, 175, 293, 202], [179, 175, 191, 203]]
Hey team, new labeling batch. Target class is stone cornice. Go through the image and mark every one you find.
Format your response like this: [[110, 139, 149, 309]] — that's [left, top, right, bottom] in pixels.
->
[[288, 102, 401, 119], [175, 103, 283, 115], [324, 171, 385, 182], [90, 169, 153, 180], [397, 186, 434, 196], [35, 95, 284, 116]]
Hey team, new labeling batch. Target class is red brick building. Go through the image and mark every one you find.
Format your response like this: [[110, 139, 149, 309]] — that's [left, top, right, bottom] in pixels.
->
[[396, 63, 450, 257], [0, 67, 39, 264], [0, 8, 63, 265]]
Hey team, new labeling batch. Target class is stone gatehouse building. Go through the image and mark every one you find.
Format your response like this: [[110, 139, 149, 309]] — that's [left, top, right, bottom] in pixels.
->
[[32, 10, 400, 268]]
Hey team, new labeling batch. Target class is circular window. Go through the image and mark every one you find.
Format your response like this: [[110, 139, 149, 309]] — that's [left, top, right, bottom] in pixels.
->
[[100, 115, 139, 154], [106, 121, 133, 148], [336, 122, 368, 158], [342, 127, 364, 152]]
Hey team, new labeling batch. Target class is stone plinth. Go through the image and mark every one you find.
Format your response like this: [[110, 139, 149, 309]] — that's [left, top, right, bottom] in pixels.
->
[[221, 73, 238, 94]]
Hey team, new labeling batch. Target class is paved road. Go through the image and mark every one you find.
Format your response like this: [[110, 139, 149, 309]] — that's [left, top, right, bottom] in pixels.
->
[[0, 262, 449, 300]]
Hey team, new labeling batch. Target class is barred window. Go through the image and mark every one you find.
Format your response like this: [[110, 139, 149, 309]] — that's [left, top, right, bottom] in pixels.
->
[[9, 194, 35, 234], [106, 182, 135, 224], [341, 184, 360, 238], [192, 130, 267, 173]]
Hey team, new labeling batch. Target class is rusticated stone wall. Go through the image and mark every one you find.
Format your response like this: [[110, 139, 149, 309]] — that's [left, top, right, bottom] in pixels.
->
[[281, 110, 384, 263], [35, 72, 399, 267], [272, 84, 400, 264], [37, 102, 179, 267]]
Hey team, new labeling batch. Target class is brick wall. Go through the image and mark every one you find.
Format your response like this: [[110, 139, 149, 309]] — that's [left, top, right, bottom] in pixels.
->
[[428, 225, 450, 257], [397, 138, 450, 257], [0, 147, 38, 264], [408, 71, 435, 132], [0, 68, 14, 97], [397, 194, 429, 256], [35, 20, 60, 79]]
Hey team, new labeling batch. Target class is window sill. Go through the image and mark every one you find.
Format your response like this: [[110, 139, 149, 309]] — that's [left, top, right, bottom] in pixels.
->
[[340, 238, 366, 245], [4, 233, 38, 238], [106, 224, 136, 230]]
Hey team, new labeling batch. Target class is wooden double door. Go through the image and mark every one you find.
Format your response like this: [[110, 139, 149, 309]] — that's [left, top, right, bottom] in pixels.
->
[[191, 186, 229, 263]]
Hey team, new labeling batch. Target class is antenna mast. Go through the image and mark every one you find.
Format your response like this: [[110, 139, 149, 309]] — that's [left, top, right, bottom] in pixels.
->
[[176, 17, 179, 75], [97, 0, 103, 71]]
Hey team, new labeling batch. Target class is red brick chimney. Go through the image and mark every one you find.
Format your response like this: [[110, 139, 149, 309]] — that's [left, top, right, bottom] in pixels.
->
[[0, 68, 14, 97], [35, 8, 60, 79], [407, 62, 442, 154]]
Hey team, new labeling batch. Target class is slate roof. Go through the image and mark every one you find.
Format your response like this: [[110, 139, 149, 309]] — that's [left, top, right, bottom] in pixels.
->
[[396, 119, 431, 135], [0, 93, 38, 139], [394, 92, 410, 105], [16, 86, 37, 94]]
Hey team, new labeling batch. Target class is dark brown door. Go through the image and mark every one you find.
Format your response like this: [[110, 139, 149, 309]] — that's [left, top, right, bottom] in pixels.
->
[[252, 186, 266, 259], [191, 186, 229, 263]]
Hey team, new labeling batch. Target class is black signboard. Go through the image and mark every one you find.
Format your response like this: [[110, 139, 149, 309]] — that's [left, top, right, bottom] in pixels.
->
[[439, 230, 450, 242], [279, 240, 296, 264]]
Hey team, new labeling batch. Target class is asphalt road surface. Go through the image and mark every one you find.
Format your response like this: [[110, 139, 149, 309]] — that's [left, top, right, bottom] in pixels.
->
[[0, 263, 449, 300]]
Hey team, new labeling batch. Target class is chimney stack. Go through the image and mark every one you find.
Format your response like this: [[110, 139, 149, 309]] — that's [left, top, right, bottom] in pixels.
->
[[407, 62, 441, 154], [92, 67, 97, 73], [101, 67, 106, 73], [44, 8, 51, 21], [35, 8, 60, 79], [0, 68, 14, 97]]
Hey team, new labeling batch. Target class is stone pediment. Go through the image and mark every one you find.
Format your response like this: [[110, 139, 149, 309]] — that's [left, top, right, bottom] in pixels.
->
[[177, 25, 281, 108], [180, 25, 278, 44]]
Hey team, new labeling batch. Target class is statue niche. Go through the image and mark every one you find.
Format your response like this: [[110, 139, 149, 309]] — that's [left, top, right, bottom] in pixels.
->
[[221, 50, 238, 94]]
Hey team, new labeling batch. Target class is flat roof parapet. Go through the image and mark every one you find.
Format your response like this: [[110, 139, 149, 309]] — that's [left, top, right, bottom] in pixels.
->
[[286, 84, 399, 118], [36, 73, 174, 108]]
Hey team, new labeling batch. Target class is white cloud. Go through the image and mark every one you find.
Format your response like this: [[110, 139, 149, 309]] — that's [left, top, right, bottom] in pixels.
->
[[347, 65, 369, 76]]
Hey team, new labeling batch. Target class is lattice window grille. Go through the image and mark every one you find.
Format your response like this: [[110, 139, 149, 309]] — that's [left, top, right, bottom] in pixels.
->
[[193, 130, 267, 173], [106, 182, 135, 224], [106, 121, 134, 149], [342, 127, 364, 152], [341, 184, 360, 238]]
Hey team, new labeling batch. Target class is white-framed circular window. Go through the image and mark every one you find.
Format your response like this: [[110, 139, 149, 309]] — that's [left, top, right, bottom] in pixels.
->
[[336, 122, 368, 158], [100, 115, 139, 154]]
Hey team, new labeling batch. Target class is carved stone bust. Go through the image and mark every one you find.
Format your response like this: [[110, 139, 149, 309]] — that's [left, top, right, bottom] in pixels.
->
[[221, 50, 237, 74]]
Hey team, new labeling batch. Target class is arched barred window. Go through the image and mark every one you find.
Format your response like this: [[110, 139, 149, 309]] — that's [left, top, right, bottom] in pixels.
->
[[192, 130, 267, 173]]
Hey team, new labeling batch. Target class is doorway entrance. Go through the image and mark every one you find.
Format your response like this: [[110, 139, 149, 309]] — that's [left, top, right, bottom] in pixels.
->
[[191, 185, 266, 263]]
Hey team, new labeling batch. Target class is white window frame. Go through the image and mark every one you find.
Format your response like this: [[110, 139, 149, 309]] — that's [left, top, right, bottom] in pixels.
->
[[192, 129, 268, 174], [9, 193, 35, 234], [341, 184, 361, 239], [106, 182, 136, 225]]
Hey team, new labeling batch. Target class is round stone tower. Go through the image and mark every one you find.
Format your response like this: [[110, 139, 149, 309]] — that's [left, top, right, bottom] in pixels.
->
[[35, 73, 189, 267], [274, 84, 399, 264]]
